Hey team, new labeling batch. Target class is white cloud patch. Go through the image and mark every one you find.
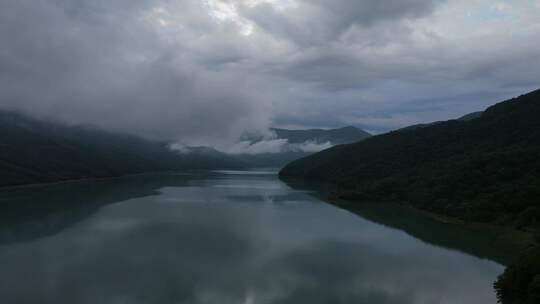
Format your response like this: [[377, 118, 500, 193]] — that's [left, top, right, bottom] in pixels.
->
[[187, 138, 333, 155], [225, 138, 290, 154]]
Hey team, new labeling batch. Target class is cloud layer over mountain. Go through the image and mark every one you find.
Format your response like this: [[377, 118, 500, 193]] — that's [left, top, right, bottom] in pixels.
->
[[1, 0, 539, 144]]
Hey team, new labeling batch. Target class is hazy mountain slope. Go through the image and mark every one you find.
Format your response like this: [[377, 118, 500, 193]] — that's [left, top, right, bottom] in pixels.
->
[[0, 111, 244, 187], [234, 126, 371, 167], [271, 126, 371, 145], [280, 89, 540, 225]]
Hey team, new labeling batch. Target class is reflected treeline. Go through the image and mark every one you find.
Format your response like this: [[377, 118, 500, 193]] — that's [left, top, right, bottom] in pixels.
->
[[0, 173, 210, 244], [281, 177, 511, 265]]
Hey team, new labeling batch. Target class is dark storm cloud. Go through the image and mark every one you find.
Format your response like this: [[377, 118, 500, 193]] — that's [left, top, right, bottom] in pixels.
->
[[0, 0, 539, 145]]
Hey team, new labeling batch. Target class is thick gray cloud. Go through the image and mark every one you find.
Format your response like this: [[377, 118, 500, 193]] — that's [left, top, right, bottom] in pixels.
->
[[1, 0, 539, 145], [0, 0, 272, 145], [241, 0, 443, 46]]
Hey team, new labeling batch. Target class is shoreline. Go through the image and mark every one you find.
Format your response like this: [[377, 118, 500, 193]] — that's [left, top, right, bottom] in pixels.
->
[[331, 199, 538, 263], [0, 171, 196, 192], [0, 173, 158, 192], [279, 176, 539, 263], [0, 168, 275, 191]]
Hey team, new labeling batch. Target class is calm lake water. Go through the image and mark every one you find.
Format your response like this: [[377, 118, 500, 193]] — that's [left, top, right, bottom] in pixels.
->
[[0, 170, 504, 304]]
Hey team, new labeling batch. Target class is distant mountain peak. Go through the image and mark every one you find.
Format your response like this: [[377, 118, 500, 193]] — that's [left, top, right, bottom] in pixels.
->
[[226, 126, 372, 167], [336, 125, 361, 130], [270, 126, 371, 145]]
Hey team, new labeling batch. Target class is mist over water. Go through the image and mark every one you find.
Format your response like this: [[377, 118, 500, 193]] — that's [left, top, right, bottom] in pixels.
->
[[0, 171, 503, 304]]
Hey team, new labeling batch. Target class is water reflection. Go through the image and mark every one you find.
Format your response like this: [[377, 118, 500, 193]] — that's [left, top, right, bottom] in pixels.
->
[[0, 171, 503, 303], [0, 173, 207, 243], [281, 177, 512, 265]]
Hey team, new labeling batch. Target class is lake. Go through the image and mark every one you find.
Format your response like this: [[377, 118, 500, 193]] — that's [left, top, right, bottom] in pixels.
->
[[0, 170, 504, 304]]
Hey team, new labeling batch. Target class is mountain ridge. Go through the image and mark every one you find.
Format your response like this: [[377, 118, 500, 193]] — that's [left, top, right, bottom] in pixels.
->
[[231, 126, 372, 167], [270, 126, 371, 145], [0, 110, 245, 188]]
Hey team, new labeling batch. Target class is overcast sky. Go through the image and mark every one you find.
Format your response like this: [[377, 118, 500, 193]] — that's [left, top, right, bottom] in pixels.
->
[[1, 0, 539, 146]]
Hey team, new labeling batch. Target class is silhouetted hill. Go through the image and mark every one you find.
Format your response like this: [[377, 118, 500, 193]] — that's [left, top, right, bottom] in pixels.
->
[[0, 111, 245, 187]]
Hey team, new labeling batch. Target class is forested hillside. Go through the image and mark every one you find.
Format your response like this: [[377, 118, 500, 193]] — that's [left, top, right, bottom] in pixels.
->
[[280, 89, 540, 226], [280, 89, 540, 304], [0, 111, 244, 187]]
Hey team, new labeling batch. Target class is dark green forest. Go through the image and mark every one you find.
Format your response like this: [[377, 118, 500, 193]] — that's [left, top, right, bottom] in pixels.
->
[[495, 245, 540, 304], [280, 89, 540, 304]]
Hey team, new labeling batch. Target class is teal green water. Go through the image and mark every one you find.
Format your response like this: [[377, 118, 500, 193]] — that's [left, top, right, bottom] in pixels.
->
[[0, 170, 503, 304]]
